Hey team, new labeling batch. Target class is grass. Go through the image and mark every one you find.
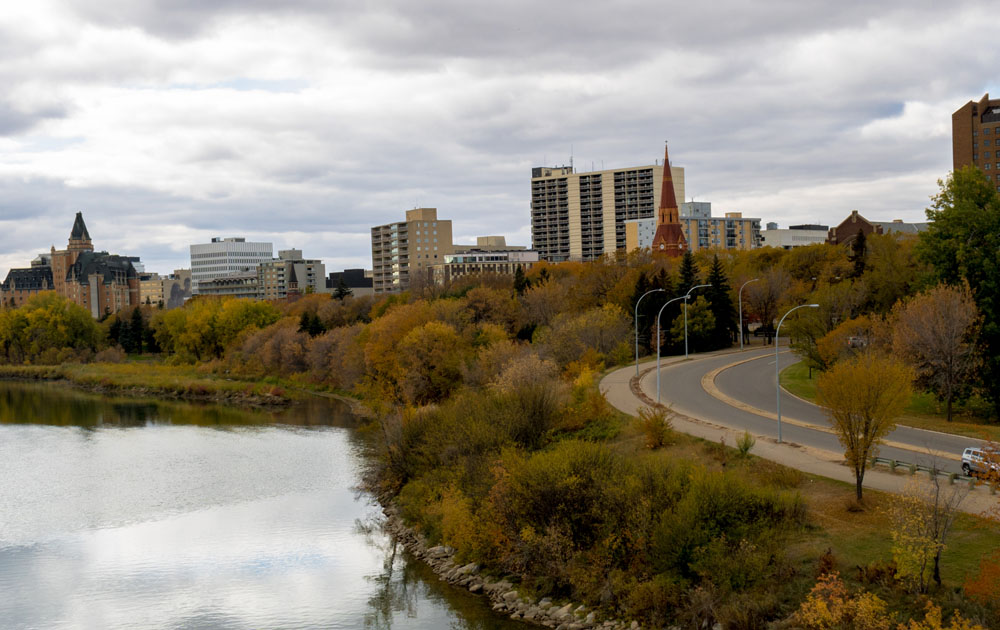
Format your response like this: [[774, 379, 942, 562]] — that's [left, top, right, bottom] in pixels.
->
[[780, 360, 1000, 442]]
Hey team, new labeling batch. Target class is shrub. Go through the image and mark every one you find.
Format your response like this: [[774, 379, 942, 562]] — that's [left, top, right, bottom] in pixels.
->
[[736, 431, 756, 457], [94, 346, 127, 363], [638, 406, 673, 449]]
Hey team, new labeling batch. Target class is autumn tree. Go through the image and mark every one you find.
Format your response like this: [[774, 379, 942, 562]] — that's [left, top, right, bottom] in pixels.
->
[[848, 229, 868, 278], [397, 321, 468, 405], [817, 354, 913, 501], [537, 304, 631, 366], [0, 292, 100, 363], [891, 284, 980, 422], [669, 295, 715, 353], [915, 165, 1000, 417], [744, 267, 791, 337]]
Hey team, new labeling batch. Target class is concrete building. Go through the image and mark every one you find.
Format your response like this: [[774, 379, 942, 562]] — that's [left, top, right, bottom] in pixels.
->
[[429, 237, 537, 285], [258, 249, 327, 300], [162, 269, 192, 309], [196, 271, 259, 299], [624, 202, 762, 252], [530, 160, 685, 262], [139, 272, 164, 305], [761, 223, 829, 249], [190, 237, 273, 294], [371, 207, 454, 294], [327, 269, 374, 297], [953, 93, 1000, 189]]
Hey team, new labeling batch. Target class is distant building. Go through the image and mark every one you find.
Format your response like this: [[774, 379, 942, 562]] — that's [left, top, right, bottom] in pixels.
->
[[258, 249, 327, 300], [0, 256, 54, 308], [190, 237, 273, 295], [953, 93, 1000, 190], [196, 270, 259, 299], [45, 213, 140, 318], [162, 269, 192, 309], [624, 202, 762, 252], [371, 208, 455, 294], [826, 211, 927, 246], [139, 272, 164, 305], [327, 269, 373, 297], [761, 223, 829, 249], [530, 160, 685, 262], [429, 237, 538, 285]]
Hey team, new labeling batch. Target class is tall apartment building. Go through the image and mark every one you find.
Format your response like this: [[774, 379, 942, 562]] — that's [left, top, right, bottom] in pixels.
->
[[953, 93, 1000, 186], [530, 162, 684, 262], [625, 202, 762, 252], [371, 208, 454, 294], [189, 237, 273, 294]]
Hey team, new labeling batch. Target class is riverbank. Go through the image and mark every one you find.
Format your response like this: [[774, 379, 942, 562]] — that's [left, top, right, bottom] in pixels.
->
[[0, 362, 298, 409]]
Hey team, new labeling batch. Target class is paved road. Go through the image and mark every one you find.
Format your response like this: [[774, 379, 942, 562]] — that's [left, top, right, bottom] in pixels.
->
[[643, 346, 971, 475]]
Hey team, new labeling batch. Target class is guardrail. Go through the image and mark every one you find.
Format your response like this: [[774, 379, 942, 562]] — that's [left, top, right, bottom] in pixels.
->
[[870, 456, 997, 493]]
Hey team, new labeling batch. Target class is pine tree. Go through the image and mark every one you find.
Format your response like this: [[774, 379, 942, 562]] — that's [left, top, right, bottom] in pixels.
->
[[130, 306, 145, 354], [513, 266, 528, 295], [650, 268, 679, 354], [678, 251, 699, 292], [849, 229, 867, 278], [333, 278, 353, 301], [706, 255, 736, 349]]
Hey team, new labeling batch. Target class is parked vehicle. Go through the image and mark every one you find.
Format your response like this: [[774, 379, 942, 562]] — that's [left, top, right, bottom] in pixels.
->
[[961, 447, 999, 476]]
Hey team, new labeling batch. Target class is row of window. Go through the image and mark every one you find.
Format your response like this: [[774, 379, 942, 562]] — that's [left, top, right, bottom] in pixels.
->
[[973, 126, 1000, 136]]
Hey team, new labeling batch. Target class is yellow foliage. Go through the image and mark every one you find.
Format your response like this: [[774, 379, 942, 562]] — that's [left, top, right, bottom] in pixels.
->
[[790, 572, 892, 630], [897, 602, 985, 630]]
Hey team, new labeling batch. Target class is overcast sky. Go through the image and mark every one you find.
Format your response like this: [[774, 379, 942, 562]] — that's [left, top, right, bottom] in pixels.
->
[[1, 0, 996, 277]]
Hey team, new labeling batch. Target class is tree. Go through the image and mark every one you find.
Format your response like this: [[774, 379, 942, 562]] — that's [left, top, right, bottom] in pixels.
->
[[816, 353, 913, 501], [849, 228, 867, 278], [513, 266, 528, 295], [892, 283, 981, 422], [129, 306, 145, 354], [705, 255, 736, 349], [887, 474, 968, 594], [678, 250, 699, 292], [334, 277, 353, 301], [669, 295, 715, 353], [915, 166, 1000, 418]]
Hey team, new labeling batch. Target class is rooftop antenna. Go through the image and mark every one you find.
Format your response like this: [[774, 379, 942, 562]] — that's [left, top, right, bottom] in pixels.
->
[[570, 144, 574, 172]]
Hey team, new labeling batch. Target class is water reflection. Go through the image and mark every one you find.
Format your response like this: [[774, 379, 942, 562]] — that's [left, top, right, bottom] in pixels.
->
[[0, 381, 525, 630]]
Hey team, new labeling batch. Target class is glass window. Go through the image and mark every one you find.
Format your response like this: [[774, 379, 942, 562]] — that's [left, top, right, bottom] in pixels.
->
[[987, 140, 993, 146], [987, 128, 993, 134]]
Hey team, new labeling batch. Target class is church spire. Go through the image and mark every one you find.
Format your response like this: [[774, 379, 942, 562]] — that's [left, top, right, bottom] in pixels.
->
[[651, 142, 688, 257]]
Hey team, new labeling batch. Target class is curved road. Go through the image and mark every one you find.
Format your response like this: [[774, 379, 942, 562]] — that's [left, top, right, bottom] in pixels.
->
[[638, 347, 978, 475]]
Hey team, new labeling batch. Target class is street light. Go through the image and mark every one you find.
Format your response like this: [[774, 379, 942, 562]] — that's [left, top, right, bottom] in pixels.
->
[[634, 288, 665, 376], [775, 303, 819, 443], [738, 278, 760, 351], [655, 295, 689, 403], [684, 284, 711, 359]]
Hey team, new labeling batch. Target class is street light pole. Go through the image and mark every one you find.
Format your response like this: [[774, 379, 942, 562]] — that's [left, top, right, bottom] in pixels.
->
[[775, 303, 819, 443], [683, 284, 711, 359], [634, 288, 665, 376], [655, 295, 689, 404], [738, 278, 760, 351]]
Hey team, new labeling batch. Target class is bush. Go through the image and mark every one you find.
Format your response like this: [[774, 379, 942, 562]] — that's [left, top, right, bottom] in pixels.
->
[[94, 346, 127, 364], [638, 406, 673, 449], [736, 431, 756, 457]]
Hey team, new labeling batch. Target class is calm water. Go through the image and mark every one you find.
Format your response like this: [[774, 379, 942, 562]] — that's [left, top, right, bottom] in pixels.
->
[[0, 381, 526, 630]]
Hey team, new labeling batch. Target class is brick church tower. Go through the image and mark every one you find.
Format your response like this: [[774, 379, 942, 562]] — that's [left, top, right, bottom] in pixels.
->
[[650, 142, 688, 257]]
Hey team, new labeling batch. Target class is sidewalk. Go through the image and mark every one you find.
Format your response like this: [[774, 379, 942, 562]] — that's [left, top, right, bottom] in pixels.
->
[[601, 354, 1000, 517]]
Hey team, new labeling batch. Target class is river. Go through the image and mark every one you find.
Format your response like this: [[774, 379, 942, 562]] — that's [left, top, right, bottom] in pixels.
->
[[0, 380, 527, 629]]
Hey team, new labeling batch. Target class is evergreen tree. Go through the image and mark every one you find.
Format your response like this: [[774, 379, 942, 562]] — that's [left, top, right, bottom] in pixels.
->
[[849, 229, 867, 278], [706, 255, 737, 350], [650, 268, 680, 354], [513, 266, 528, 295], [130, 306, 145, 354], [333, 278, 353, 301], [678, 251, 699, 292]]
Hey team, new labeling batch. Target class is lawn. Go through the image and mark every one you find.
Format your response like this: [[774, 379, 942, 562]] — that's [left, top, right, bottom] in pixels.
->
[[780, 360, 1000, 443]]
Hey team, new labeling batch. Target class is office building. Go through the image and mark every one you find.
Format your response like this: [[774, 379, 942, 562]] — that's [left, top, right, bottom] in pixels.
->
[[761, 223, 829, 249], [371, 208, 454, 294], [190, 237, 273, 294], [625, 202, 762, 252], [327, 269, 374, 297], [196, 271, 260, 299], [530, 158, 685, 262], [429, 237, 538, 285], [139, 272, 164, 305], [953, 93, 1000, 186], [258, 249, 326, 300]]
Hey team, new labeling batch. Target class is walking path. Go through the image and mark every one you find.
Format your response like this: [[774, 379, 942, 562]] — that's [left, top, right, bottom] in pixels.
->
[[600, 349, 999, 517]]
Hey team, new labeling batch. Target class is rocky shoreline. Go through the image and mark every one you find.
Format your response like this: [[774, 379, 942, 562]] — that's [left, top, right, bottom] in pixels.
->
[[381, 504, 645, 630]]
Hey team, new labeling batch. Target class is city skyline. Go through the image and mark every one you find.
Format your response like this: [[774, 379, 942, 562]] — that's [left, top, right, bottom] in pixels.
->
[[1, 1, 998, 278]]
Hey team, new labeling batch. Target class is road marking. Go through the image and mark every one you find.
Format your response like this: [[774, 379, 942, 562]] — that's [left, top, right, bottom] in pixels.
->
[[700, 353, 961, 462]]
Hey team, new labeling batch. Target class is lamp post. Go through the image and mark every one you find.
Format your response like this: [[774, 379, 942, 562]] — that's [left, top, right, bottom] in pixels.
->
[[655, 295, 689, 403], [634, 288, 665, 376], [683, 284, 711, 359], [775, 303, 819, 443], [738, 278, 760, 351]]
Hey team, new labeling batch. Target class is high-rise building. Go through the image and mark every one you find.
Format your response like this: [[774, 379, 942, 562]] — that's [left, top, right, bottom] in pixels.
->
[[189, 237, 273, 294], [953, 93, 1000, 187], [258, 249, 327, 300], [530, 160, 684, 262], [371, 208, 454, 293]]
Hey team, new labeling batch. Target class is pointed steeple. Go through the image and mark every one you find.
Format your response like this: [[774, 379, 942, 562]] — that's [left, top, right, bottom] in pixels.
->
[[67, 212, 94, 253], [651, 142, 688, 257]]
